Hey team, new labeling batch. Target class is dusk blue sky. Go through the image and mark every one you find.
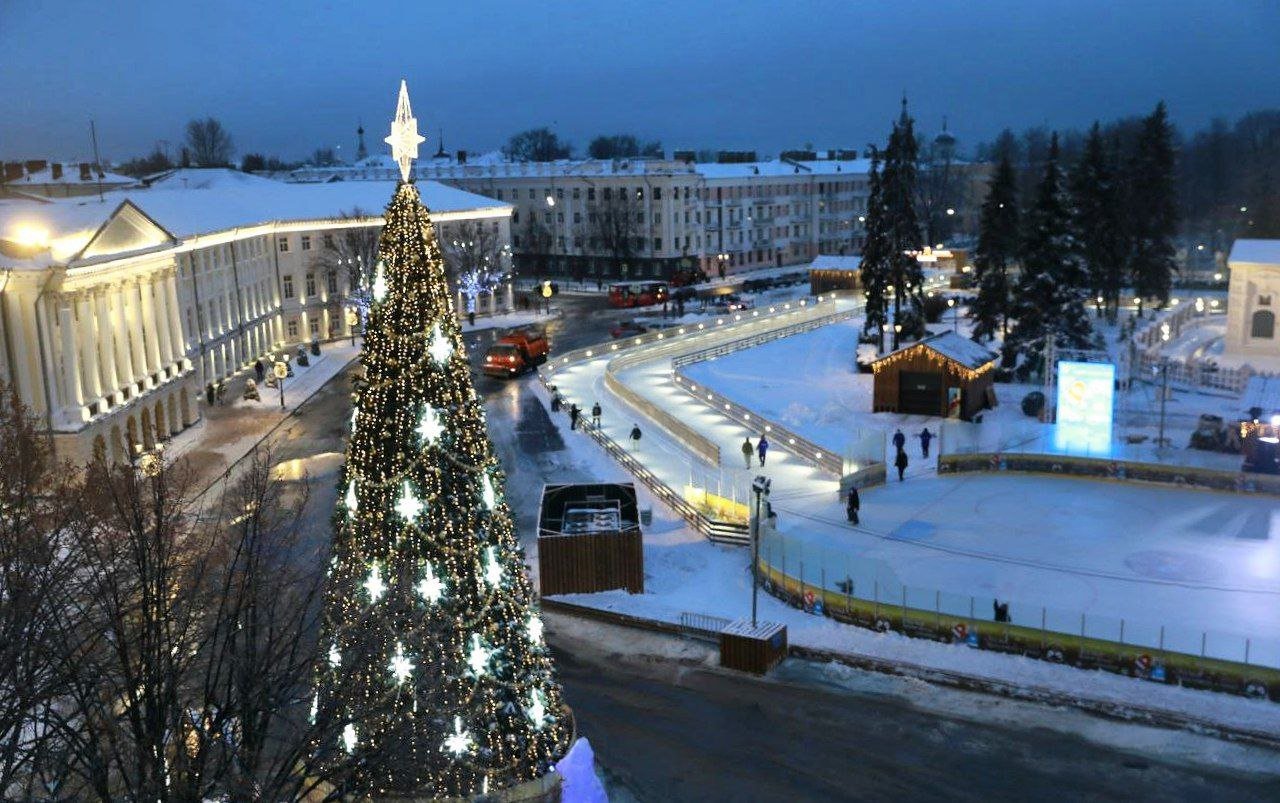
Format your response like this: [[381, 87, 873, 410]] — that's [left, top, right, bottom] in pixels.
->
[[2, 0, 1278, 163]]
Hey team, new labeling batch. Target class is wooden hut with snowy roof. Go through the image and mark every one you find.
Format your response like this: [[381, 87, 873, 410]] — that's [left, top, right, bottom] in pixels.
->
[[871, 332, 998, 420]]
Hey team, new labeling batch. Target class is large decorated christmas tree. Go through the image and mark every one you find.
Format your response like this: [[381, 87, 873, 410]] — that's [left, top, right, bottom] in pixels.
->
[[318, 81, 570, 799]]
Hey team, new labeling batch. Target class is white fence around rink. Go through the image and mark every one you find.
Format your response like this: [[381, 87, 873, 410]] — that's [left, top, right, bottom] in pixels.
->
[[540, 294, 849, 544], [758, 524, 1280, 671]]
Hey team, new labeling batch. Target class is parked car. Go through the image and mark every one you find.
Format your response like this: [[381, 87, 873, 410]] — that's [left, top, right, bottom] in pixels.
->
[[610, 320, 649, 339], [711, 293, 753, 311]]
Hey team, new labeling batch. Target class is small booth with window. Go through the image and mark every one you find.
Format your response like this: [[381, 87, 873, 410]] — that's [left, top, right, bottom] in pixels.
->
[[871, 332, 998, 420]]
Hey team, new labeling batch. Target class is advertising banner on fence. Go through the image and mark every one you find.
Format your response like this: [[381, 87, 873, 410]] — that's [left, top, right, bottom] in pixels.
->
[[1054, 360, 1115, 453]]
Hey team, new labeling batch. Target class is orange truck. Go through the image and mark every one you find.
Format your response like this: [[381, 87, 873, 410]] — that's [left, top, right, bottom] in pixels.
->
[[482, 328, 550, 377]]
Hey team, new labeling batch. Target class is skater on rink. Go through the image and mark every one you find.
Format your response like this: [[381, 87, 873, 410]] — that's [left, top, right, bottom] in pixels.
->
[[892, 428, 906, 453], [757, 434, 769, 466], [741, 436, 754, 469], [591, 401, 602, 427], [569, 403, 580, 430], [895, 448, 909, 481], [846, 486, 860, 525], [629, 424, 643, 448], [918, 426, 934, 458]]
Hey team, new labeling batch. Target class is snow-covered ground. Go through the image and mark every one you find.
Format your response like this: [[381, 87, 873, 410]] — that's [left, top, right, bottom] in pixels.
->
[[539, 300, 1280, 727]]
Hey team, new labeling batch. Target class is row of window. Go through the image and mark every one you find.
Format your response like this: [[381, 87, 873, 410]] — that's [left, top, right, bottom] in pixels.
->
[[281, 270, 341, 300]]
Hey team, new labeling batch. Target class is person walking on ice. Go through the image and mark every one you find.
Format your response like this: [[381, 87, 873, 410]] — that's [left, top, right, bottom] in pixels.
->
[[569, 403, 580, 430], [895, 448, 909, 481], [918, 426, 934, 458], [741, 436, 754, 469], [629, 424, 642, 449], [892, 428, 906, 453], [846, 486, 860, 525], [591, 401, 602, 428], [757, 434, 769, 466]]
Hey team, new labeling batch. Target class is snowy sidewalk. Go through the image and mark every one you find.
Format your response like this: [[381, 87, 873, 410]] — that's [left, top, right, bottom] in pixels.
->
[[164, 340, 361, 496]]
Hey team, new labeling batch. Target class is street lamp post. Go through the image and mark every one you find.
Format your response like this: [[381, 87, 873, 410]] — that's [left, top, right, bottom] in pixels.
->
[[750, 475, 771, 628], [1155, 359, 1169, 450], [947, 297, 957, 331]]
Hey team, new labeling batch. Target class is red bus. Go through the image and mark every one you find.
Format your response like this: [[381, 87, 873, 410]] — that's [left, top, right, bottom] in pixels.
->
[[607, 282, 668, 308]]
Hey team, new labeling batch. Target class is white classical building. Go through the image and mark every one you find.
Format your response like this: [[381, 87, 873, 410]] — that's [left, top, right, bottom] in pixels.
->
[[1225, 239, 1280, 363], [0, 168, 510, 463]]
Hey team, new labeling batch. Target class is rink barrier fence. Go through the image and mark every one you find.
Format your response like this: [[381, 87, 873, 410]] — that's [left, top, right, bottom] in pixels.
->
[[669, 303, 866, 478], [752, 548, 1280, 704], [938, 451, 1280, 498], [539, 294, 848, 545]]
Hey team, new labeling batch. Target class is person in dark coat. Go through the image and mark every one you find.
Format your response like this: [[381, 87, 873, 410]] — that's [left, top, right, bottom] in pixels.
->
[[918, 427, 934, 458], [741, 437, 754, 469], [254, 359, 265, 382], [591, 402, 602, 428], [549, 385, 561, 412], [993, 598, 1001, 622], [846, 486, 860, 524], [757, 434, 769, 466], [892, 428, 906, 452], [895, 448, 909, 481], [569, 404, 580, 430], [468, 310, 476, 327], [629, 424, 642, 447]]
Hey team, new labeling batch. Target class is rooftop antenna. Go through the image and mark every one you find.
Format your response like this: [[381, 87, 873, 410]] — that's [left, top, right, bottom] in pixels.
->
[[89, 119, 104, 202]]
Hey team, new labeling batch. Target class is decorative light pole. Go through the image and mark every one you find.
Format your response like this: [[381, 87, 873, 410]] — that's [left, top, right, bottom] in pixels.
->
[[750, 475, 771, 628], [947, 297, 957, 331], [273, 358, 288, 410]]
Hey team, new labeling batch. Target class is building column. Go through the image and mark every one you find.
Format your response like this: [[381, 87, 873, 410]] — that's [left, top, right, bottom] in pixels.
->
[[137, 278, 162, 378], [110, 285, 137, 391], [165, 274, 186, 367], [151, 275, 175, 370], [121, 283, 148, 387], [94, 289, 120, 397], [7, 294, 43, 417], [58, 305, 84, 423], [75, 293, 103, 402]]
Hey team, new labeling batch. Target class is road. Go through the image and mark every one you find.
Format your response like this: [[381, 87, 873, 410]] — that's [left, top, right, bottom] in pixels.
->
[[255, 294, 1280, 801], [548, 614, 1280, 802]]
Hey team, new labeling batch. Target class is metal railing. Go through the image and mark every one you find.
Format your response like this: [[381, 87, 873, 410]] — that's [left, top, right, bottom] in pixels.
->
[[679, 612, 732, 641]]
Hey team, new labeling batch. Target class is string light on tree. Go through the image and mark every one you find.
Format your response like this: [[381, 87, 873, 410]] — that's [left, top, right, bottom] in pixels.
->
[[315, 80, 568, 799]]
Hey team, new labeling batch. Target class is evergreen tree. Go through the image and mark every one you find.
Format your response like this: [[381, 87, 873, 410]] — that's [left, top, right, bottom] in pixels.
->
[[880, 98, 925, 347], [1070, 123, 1127, 321], [318, 86, 568, 799], [1126, 101, 1179, 315], [859, 151, 891, 343], [970, 153, 1020, 341], [1008, 133, 1093, 377]]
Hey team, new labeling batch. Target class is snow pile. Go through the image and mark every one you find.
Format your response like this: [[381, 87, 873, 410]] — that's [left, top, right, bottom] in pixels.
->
[[555, 738, 608, 803]]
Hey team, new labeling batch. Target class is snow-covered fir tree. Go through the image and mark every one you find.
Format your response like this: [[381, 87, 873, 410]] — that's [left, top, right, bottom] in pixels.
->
[[1070, 122, 1127, 322], [1126, 101, 1179, 315], [859, 151, 892, 341], [880, 97, 925, 346], [1007, 133, 1093, 377], [970, 152, 1020, 342], [317, 82, 569, 799]]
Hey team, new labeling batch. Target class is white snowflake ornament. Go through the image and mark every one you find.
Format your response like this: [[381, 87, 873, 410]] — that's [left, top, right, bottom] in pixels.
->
[[364, 562, 386, 602], [372, 261, 388, 302], [526, 614, 545, 645], [480, 474, 497, 510], [416, 562, 445, 604], [442, 716, 473, 757], [344, 480, 358, 512], [416, 406, 443, 444], [466, 633, 493, 677], [482, 545, 503, 588], [526, 688, 548, 730], [342, 723, 357, 754], [395, 481, 424, 522], [428, 323, 453, 364], [388, 641, 414, 685]]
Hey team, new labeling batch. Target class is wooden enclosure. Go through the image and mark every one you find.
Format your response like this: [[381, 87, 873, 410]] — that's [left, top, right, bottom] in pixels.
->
[[871, 332, 998, 421], [537, 483, 644, 596]]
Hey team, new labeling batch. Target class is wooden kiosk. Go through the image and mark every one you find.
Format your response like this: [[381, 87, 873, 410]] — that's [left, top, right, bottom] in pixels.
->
[[871, 331, 998, 420]]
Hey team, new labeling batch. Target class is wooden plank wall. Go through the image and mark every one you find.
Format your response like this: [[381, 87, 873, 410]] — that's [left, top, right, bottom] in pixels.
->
[[538, 530, 644, 596]]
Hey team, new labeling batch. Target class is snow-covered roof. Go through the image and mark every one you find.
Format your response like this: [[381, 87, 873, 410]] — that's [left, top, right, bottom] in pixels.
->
[[2, 163, 135, 188], [696, 158, 872, 181], [809, 255, 862, 272], [0, 169, 510, 266], [876, 331, 999, 370], [1229, 239, 1280, 266]]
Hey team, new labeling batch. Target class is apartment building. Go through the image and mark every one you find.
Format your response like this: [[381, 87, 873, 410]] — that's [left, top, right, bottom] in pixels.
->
[[0, 168, 510, 463], [288, 152, 872, 280]]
